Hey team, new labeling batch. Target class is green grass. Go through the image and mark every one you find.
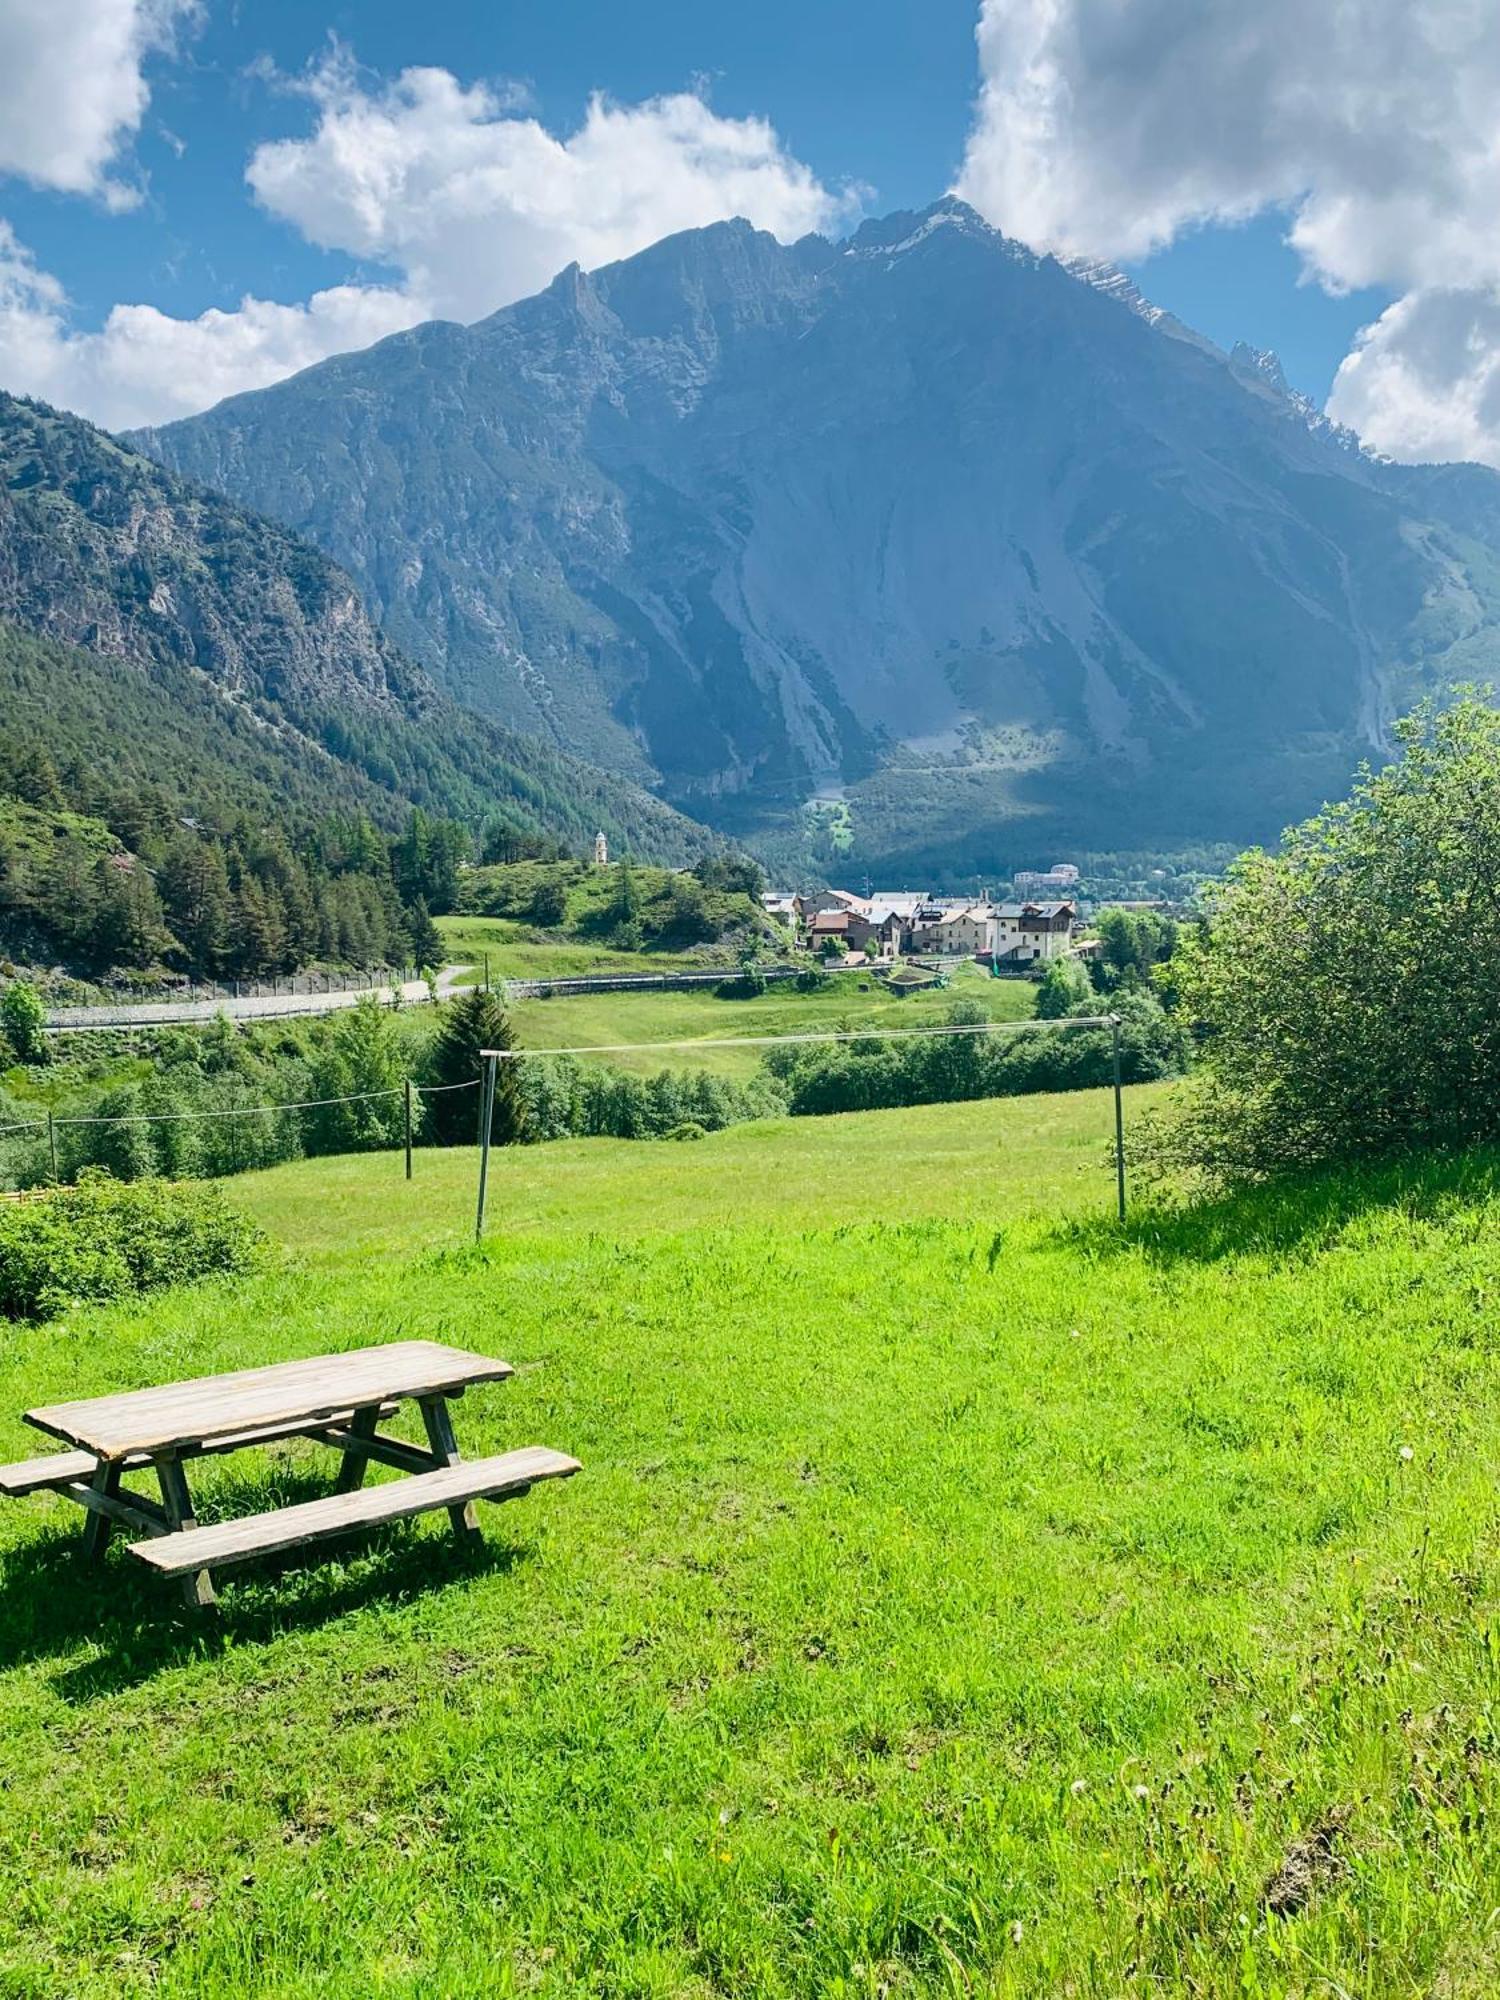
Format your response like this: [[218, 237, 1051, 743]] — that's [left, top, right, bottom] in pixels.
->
[[437, 914, 736, 984], [506, 961, 1036, 1078], [2, 1095, 1500, 1994]]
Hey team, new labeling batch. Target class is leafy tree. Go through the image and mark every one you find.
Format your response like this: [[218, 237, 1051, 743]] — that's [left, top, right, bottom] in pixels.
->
[[694, 852, 765, 898], [306, 997, 410, 1154], [1093, 908, 1178, 987], [425, 988, 526, 1146], [0, 979, 48, 1065], [1035, 955, 1094, 1018], [1143, 696, 1500, 1183], [528, 878, 569, 927]]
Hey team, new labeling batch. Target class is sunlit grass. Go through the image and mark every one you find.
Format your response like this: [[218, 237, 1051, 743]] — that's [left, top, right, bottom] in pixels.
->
[[1, 1090, 1498, 1994]]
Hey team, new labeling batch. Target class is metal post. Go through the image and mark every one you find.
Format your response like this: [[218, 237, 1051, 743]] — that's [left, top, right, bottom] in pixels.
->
[[47, 1112, 58, 1183], [474, 1053, 499, 1243], [404, 1079, 414, 1181], [483, 952, 491, 993], [1110, 1013, 1126, 1224]]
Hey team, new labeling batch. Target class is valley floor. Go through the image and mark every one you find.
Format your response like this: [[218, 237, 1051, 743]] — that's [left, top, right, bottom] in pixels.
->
[[1, 1090, 1498, 1994]]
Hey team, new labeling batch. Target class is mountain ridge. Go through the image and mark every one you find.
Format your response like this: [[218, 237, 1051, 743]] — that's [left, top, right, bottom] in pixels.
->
[[132, 198, 1500, 873], [0, 390, 716, 863]]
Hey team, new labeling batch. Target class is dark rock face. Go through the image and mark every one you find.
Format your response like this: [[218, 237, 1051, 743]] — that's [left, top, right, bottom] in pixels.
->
[[135, 200, 1500, 859]]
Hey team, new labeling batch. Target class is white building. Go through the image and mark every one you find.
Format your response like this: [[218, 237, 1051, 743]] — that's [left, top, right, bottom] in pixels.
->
[[990, 902, 1079, 964], [1013, 863, 1080, 896]]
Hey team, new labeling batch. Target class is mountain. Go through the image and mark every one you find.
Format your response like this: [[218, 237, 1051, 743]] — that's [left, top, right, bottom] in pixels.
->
[[0, 392, 713, 864], [133, 198, 1500, 877]]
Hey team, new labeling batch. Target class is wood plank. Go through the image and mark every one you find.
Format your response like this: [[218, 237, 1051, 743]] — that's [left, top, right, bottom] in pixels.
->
[[156, 1456, 215, 1609], [79, 1459, 121, 1562], [62, 1480, 171, 1540], [24, 1343, 514, 1462], [419, 1394, 480, 1538], [319, 1425, 441, 1477], [0, 1449, 101, 1496], [127, 1448, 581, 1575], [0, 1404, 403, 1496]]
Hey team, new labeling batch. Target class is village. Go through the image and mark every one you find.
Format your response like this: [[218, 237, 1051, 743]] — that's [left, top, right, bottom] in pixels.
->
[[761, 863, 1104, 970]]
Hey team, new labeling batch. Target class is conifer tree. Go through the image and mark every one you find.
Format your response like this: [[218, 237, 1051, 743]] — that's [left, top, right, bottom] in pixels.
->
[[427, 987, 526, 1145]]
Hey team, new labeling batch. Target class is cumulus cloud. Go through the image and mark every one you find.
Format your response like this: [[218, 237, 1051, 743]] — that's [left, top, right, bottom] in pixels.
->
[[247, 57, 856, 322], [0, 46, 851, 427], [0, 221, 423, 430], [956, 0, 1500, 467], [0, 0, 198, 207], [1328, 290, 1500, 468]]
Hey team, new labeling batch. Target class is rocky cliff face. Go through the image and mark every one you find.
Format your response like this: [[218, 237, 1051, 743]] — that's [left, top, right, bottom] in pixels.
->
[[0, 391, 716, 860], [0, 392, 424, 715], [135, 200, 1500, 862]]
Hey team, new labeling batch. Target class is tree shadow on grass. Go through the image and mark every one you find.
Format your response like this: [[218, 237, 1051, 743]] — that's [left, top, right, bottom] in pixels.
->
[[1056, 1144, 1500, 1267], [0, 1461, 534, 1702]]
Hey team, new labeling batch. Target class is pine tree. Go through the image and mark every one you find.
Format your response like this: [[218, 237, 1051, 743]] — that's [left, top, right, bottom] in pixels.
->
[[406, 896, 444, 970], [426, 988, 526, 1145], [159, 836, 231, 975]]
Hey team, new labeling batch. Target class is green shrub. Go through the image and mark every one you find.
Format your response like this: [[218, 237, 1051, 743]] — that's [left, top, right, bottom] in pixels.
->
[[1145, 695, 1500, 1185], [0, 979, 48, 1065], [0, 1171, 264, 1320]]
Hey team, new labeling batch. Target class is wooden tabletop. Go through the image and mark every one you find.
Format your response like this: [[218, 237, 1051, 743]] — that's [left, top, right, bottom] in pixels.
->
[[24, 1340, 515, 1462]]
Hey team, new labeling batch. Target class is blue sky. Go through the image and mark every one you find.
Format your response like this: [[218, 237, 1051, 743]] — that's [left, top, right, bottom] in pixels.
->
[[0, 2, 1492, 461]]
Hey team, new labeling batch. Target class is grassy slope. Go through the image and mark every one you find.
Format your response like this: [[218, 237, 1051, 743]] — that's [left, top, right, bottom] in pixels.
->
[[438, 915, 727, 984], [2, 1095, 1500, 1994], [506, 962, 1037, 1079], [436, 930, 1040, 1080]]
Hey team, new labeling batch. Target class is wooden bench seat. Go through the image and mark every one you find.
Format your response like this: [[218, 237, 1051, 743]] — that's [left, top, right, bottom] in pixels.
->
[[126, 1446, 581, 1576], [0, 1405, 403, 1496]]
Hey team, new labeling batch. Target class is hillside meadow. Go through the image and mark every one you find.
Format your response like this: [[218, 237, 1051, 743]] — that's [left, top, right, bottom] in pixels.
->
[[433, 931, 1040, 1081], [0, 1089, 1498, 1994]]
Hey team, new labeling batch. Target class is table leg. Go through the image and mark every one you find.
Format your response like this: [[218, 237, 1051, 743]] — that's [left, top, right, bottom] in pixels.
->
[[417, 1394, 480, 1541], [334, 1403, 382, 1493], [155, 1456, 216, 1609], [80, 1458, 121, 1563]]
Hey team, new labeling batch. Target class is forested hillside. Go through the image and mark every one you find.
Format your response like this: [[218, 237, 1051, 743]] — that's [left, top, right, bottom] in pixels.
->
[[0, 393, 714, 882]]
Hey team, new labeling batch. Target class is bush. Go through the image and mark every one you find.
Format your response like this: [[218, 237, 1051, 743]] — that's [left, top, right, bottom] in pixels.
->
[[0, 979, 48, 1065], [1143, 696, 1500, 1185], [764, 992, 1187, 1118], [0, 1171, 263, 1320]]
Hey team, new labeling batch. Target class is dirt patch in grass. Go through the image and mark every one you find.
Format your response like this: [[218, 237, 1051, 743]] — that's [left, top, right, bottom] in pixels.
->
[[1261, 1807, 1350, 1916]]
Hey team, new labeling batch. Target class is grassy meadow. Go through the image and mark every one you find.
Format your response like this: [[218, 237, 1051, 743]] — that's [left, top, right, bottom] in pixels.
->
[[437, 914, 731, 985], [2, 1090, 1500, 1993], [504, 961, 1036, 1079]]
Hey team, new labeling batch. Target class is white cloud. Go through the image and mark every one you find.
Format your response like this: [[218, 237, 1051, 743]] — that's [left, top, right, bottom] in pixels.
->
[[0, 47, 851, 427], [0, 221, 423, 430], [247, 58, 856, 322], [1328, 289, 1500, 467], [0, 0, 198, 208], [956, 0, 1500, 467]]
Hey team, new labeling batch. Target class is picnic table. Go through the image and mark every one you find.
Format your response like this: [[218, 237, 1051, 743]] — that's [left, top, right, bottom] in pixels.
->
[[0, 1340, 579, 1608]]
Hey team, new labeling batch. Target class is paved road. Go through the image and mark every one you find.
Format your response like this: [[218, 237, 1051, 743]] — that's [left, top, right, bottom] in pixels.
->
[[44, 966, 471, 1033]]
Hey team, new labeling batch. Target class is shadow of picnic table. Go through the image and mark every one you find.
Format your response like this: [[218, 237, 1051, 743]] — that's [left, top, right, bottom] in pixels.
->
[[0, 1462, 532, 1701]]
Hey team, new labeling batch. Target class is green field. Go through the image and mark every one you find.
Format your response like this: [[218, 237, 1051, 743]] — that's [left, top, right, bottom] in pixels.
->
[[3, 1092, 1500, 1994], [437, 914, 734, 985], [506, 961, 1036, 1079]]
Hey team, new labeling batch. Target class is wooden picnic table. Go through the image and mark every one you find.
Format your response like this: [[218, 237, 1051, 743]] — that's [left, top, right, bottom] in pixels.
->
[[0, 1340, 579, 1608]]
